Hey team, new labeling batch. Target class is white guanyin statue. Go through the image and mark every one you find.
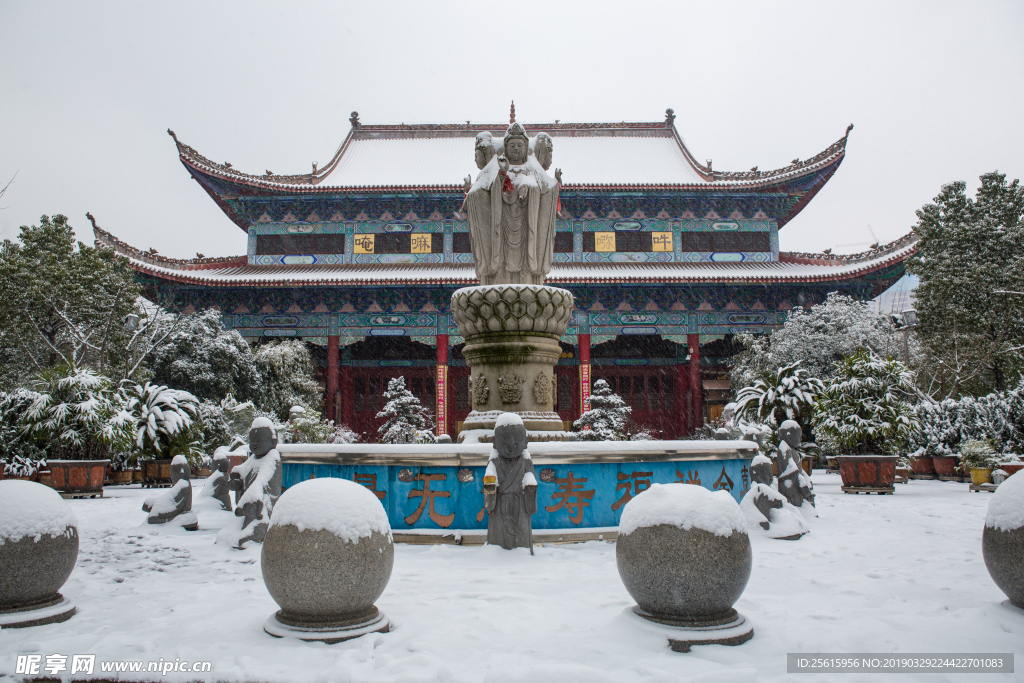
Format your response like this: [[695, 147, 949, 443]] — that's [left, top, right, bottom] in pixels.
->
[[462, 104, 560, 286]]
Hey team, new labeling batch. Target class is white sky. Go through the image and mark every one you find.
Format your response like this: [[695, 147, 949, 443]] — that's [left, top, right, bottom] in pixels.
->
[[1, 1, 1021, 258]]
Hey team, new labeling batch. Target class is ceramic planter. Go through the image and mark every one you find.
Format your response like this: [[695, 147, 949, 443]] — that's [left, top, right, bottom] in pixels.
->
[[971, 468, 993, 486], [836, 455, 897, 494], [909, 456, 937, 478], [47, 460, 108, 496], [140, 459, 173, 488], [933, 455, 960, 479]]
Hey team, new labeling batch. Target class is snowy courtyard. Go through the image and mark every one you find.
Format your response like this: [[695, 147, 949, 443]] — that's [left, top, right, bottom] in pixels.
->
[[1, 473, 1020, 683]]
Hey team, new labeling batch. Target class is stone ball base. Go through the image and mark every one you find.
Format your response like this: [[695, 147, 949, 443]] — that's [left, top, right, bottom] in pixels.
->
[[0, 594, 76, 629], [624, 606, 753, 653], [616, 524, 752, 621], [264, 607, 389, 644], [983, 525, 1024, 608]]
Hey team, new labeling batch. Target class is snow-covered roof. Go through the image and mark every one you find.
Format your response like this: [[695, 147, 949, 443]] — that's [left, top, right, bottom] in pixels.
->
[[95, 225, 917, 288], [321, 134, 707, 187], [169, 115, 852, 192]]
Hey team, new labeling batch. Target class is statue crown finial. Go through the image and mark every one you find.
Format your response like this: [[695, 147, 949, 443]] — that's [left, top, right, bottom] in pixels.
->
[[510, 101, 516, 124]]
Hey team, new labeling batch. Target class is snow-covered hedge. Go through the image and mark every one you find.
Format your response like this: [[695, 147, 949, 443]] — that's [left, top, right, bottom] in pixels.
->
[[910, 380, 1024, 457]]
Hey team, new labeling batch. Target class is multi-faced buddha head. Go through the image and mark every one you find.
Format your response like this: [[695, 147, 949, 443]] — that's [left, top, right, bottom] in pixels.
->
[[474, 132, 496, 170], [503, 122, 529, 166], [534, 132, 553, 171]]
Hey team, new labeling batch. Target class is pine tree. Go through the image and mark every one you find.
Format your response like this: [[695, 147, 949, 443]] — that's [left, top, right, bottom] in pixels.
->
[[908, 172, 1024, 397], [573, 379, 632, 441], [376, 377, 436, 444], [0, 214, 140, 387]]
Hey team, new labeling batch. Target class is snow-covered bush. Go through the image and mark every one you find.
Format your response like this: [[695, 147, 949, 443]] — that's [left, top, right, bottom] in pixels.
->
[[21, 365, 132, 460], [147, 309, 262, 406], [0, 390, 47, 476], [280, 409, 362, 445], [123, 382, 200, 459], [730, 292, 909, 390], [376, 377, 436, 444], [909, 379, 1024, 457], [812, 350, 918, 455], [254, 340, 323, 421], [735, 361, 824, 430], [573, 379, 640, 441]]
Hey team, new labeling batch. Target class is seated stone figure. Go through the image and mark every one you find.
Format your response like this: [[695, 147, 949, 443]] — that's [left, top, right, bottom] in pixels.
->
[[208, 451, 232, 511], [142, 455, 198, 530], [224, 417, 282, 548], [775, 420, 815, 509], [483, 414, 538, 553], [747, 455, 783, 529], [740, 452, 809, 540]]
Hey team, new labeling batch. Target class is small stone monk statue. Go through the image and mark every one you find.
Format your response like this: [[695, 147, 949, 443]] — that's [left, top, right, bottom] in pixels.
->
[[483, 414, 538, 554], [747, 454, 783, 530], [776, 420, 815, 509], [227, 417, 282, 547], [208, 451, 233, 511], [142, 455, 198, 530]]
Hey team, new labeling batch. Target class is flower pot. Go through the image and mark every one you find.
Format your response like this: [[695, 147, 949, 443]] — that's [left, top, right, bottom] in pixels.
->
[[895, 466, 910, 484], [836, 455, 897, 494], [801, 460, 812, 476], [38, 470, 52, 488], [933, 456, 959, 478], [132, 469, 143, 484], [140, 459, 173, 488], [825, 456, 840, 473], [909, 456, 937, 478], [48, 460, 109, 496], [999, 464, 1024, 478], [111, 470, 133, 486], [970, 468, 993, 486]]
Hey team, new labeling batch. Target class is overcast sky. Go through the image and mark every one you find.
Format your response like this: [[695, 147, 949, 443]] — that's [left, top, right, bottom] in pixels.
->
[[1, 1, 1021, 258]]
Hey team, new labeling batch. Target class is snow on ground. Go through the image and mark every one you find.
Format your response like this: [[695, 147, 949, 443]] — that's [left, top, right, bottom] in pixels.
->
[[1, 474, 1021, 683]]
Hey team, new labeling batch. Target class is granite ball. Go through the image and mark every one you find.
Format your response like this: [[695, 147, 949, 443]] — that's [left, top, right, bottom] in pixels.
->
[[983, 471, 1024, 608], [261, 478, 393, 628], [0, 480, 79, 611], [616, 483, 752, 626]]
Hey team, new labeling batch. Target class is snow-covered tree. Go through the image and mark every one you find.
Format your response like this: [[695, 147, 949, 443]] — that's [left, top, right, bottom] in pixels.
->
[[376, 377, 436, 444], [21, 365, 133, 460], [735, 361, 824, 430], [730, 292, 906, 390], [909, 379, 1024, 457], [0, 214, 140, 387], [812, 350, 917, 455], [254, 339, 323, 420], [573, 379, 632, 441], [123, 382, 200, 459], [147, 309, 262, 405], [908, 172, 1024, 398]]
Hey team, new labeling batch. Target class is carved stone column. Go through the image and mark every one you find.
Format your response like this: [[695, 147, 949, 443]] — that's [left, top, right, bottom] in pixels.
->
[[451, 285, 573, 438]]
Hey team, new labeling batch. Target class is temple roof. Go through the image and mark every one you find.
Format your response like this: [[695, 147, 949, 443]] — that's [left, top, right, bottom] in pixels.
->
[[169, 111, 852, 194], [95, 224, 916, 290]]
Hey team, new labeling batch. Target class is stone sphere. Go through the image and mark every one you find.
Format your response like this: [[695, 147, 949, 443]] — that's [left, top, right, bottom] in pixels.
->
[[262, 478, 393, 627], [983, 471, 1024, 608], [0, 480, 79, 610], [616, 483, 752, 626]]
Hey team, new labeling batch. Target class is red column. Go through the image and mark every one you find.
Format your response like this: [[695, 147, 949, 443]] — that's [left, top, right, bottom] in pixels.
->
[[675, 363, 689, 437], [436, 334, 449, 438], [688, 333, 702, 432], [326, 335, 339, 423], [341, 364, 353, 429], [578, 333, 591, 414]]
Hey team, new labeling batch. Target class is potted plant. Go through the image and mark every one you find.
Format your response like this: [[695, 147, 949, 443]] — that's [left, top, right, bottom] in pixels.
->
[[959, 439, 999, 485], [124, 382, 200, 488], [811, 350, 917, 494], [20, 366, 130, 497]]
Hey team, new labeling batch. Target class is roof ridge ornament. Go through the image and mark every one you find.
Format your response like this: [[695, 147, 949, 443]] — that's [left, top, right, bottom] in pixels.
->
[[510, 101, 516, 124], [665, 108, 675, 126], [350, 112, 360, 128]]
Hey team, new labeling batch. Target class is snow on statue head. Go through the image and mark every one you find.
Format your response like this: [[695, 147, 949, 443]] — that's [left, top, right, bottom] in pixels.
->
[[475, 132, 497, 170], [249, 417, 278, 458], [493, 413, 528, 461], [779, 420, 801, 448]]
